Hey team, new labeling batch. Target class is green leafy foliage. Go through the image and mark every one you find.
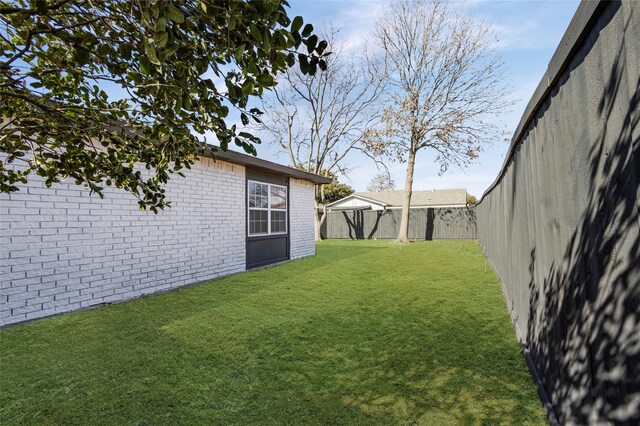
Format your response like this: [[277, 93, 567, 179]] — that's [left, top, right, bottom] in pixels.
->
[[306, 169, 353, 204], [321, 180, 354, 204], [0, 0, 328, 211], [367, 172, 396, 192]]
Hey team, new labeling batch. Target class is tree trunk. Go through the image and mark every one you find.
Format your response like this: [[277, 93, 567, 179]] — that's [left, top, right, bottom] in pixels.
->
[[314, 199, 326, 241], [396, 149, 416, 243]]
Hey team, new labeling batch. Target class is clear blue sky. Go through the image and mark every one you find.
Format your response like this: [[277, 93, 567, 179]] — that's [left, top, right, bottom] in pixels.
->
[[249, 0, 581, 198]]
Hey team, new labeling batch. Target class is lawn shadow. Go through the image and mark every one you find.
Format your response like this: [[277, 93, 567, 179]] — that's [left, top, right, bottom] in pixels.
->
[[233, 306, 546, 425]]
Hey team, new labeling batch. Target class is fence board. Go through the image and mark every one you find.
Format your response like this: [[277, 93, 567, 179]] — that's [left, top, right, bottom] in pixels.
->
[[322, 207, 476, 240], [475, 1, 639, 423]]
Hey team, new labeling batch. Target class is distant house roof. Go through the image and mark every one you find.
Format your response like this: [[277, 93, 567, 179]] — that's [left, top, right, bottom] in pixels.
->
[[356, 189, 467, 206], [326, 189, 467, 210]]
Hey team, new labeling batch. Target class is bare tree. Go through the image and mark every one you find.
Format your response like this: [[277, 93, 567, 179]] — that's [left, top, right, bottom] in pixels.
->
[[258, 30, 386, 240], [367, 173, 396, 192], [367, 0, 513, 243]]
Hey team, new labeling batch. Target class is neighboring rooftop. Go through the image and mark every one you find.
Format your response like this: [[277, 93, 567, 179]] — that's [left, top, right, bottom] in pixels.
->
[[327, 189, 468, 210]]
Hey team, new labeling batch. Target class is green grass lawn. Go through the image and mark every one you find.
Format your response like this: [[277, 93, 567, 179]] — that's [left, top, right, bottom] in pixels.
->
[[0, 240, 546, 425]]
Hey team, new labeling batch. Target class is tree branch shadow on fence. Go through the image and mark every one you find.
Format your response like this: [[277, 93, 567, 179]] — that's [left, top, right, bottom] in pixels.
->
[[526, 6, 639, 423], [425, 208, 435, 240], [367, 211, 385, 240], [342, 210, 364, 240], [330, 208, 477, 240], [466, 207, 477, 239], [424, 207, 477, 240], [341, 210, 385, 240]]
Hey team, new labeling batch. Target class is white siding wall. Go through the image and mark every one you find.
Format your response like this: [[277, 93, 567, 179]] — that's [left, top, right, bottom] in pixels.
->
[[0, 157, 246, 326], [289, 178, 316, 259], [329, 197, 385, 211]]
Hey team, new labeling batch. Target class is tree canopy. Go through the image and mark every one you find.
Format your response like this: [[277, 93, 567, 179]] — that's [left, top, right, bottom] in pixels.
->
[[319, 176, 354, 204], [257, 29, 384, 239], [368, 0, 512, 242], [367, 172, 395, 192], [1, 0, 327, 211], [258, 29, 384, 177]]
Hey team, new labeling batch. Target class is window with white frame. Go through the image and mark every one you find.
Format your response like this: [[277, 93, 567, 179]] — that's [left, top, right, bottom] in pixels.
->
[[248, 180, 287, 236]]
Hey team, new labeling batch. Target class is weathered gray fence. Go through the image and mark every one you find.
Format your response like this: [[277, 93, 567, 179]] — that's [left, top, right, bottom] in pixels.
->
[[476, 1, 639, 424], [322, 207, 476, 240]]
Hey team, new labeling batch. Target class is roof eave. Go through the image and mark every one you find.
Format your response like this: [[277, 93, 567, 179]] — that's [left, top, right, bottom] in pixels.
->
[[202, 148, 332, 185]]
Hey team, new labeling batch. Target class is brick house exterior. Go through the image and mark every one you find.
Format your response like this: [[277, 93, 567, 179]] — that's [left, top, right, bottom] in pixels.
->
[[0, 151, 329, 326]]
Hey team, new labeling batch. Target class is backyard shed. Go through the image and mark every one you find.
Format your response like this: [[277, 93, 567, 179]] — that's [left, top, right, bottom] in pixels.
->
[[0, 149, 331, 326]]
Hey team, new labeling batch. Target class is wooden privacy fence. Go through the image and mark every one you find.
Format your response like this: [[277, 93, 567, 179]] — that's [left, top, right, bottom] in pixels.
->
[[475, 1, 639, 423], [321, 207, 477, 240]]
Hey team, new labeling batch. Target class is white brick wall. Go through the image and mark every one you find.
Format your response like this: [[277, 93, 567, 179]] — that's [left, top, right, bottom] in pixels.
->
[[289, 178, 316, 259], [0, 156, 246, 326]]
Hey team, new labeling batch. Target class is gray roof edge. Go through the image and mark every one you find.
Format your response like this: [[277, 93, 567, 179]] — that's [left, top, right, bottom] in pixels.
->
[[356, 188, 468, 195], [478, 0, 607, 204], [326, 205, 373, 211], [202, 147, 332, 184], [326, 194, 388, 208], [328, 190, 466, 208]]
